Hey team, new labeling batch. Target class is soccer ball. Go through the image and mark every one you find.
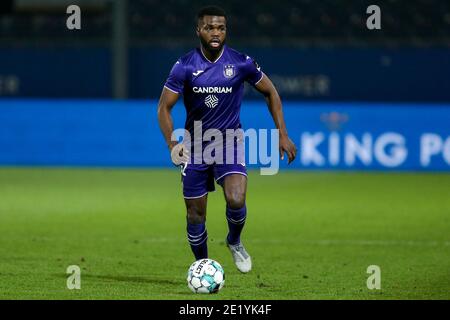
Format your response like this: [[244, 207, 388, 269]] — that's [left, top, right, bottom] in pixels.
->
[[187, 258, 225, 294]]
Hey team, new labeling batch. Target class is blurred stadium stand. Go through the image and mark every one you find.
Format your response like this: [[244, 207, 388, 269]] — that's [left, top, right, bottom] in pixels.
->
[[0, 1, 13, 14], [0, 0, 449, 100], [1, 0, 449, 46]]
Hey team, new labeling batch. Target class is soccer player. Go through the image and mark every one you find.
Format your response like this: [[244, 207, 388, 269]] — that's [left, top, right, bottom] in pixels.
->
[[157, 6, 297, 273]]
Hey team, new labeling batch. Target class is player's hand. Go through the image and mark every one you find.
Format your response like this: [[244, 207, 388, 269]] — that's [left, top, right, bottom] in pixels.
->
[[279, 134, 297, 164], [170, 143, 190, 166]]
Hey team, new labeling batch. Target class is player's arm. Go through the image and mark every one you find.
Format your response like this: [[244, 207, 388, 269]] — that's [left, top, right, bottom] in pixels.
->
[[255, 74, 297, 164], [157, 87, 189, 164], [157, 87, 179, 150]]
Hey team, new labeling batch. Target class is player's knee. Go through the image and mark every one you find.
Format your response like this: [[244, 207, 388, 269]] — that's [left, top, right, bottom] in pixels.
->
[[186, 206, 206, 224], [226, 191, 245, 210]]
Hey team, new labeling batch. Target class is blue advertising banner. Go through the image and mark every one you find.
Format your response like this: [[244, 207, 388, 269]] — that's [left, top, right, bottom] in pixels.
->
[[0, 100, 449, 171], [0, 47, 112, 98], [0, 47, 449, 101]]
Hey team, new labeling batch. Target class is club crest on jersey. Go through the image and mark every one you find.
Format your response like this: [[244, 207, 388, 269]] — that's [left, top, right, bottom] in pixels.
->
[[223, 64, 236, 78]]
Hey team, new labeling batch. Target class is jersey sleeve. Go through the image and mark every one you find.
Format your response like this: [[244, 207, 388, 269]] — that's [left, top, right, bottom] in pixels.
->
[[164, 60, 186, 94], [243, 55, 264, 86]]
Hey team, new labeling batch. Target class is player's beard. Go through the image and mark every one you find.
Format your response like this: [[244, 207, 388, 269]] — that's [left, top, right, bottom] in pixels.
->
[[200, 36, 225, 54]]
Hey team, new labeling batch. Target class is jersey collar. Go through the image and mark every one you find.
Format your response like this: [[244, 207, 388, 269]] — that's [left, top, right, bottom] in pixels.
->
[[199, 45, 226, 64]]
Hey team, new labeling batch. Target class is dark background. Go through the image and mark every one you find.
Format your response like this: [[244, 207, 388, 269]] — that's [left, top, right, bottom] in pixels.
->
[[0, 0, 449, 101]]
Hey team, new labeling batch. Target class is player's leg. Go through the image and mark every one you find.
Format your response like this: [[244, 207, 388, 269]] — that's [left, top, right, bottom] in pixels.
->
[[185, 195, 208, 260], [182, 164, 215, 260], [215, 137, 251, 272], [219, 172, 252, 273], [222, 174, 247, 245], [216, 137, 248, 245]]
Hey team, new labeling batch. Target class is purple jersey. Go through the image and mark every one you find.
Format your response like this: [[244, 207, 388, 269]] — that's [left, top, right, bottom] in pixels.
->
[[164, 45, 263, 134]]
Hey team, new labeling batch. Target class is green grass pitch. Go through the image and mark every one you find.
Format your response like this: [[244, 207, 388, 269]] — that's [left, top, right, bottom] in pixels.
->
[[0, 168, 449, 300]]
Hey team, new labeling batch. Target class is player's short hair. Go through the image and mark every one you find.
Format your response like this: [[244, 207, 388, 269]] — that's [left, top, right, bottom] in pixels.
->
[[197, 6, 227, 20]]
